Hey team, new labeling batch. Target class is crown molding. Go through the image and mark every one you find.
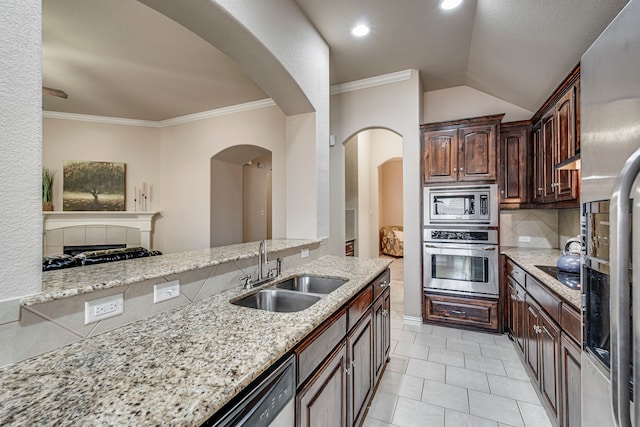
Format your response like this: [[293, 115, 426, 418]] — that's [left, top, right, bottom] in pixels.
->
[[330, 70, 413, 95], [42, 98, 276, 128]]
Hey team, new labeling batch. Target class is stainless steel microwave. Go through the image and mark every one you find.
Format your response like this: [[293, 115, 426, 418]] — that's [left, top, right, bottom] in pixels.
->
[[424, 184, 498, 226]]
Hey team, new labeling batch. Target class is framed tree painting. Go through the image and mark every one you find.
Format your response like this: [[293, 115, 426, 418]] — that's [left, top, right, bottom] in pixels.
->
[[63, 160, 125, 211]]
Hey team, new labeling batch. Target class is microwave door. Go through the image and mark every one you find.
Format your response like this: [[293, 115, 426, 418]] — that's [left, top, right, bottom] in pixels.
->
[[610, 146, 640, 427]]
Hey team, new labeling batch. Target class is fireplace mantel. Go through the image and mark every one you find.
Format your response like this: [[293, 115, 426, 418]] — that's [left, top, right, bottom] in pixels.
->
[[43, 211, 159, 250]]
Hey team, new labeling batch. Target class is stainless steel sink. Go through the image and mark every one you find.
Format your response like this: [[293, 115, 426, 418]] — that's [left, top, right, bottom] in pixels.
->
[[232, 289, 322, 312], [274, 275, 347, 294]]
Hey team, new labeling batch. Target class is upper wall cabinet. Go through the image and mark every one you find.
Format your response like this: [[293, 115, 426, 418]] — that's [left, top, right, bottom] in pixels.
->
[[421, 114, 504, 184], [531, 66, 580, 207], [499, 121, 531, 206]]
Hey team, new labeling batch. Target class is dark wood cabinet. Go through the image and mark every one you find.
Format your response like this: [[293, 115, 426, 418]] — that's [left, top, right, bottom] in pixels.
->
[[295, 269, 390, 427], [525, 297, 560, 424], [554, 85, 579, 202], [347, 310, 373, 427], [296, 343, 348, 427], [423, 293, 499, 332], [499, 122, 530, 206], [507, 277, 526, 354], [530, 66, 580, 207], [423, 129, 458, 183], [373, 286, 391, 381], [560, 333, 582, 427], [421, 114, 503, 184], [504, 256, 579, 427]]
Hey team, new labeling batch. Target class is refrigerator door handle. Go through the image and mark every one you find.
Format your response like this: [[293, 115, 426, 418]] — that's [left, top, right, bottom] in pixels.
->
[[634, 175, 640, 426], [611, 146, 640, 427]]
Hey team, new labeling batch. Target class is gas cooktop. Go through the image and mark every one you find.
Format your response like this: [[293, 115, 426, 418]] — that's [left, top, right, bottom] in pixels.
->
[[534, 265, 580, 290]]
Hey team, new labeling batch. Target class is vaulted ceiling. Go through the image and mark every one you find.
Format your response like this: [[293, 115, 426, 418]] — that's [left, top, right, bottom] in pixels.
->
[[42, 0, 628, 121]]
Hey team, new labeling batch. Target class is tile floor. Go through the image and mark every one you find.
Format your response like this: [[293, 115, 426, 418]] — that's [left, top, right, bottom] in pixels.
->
[[365, 257, 553, 427]]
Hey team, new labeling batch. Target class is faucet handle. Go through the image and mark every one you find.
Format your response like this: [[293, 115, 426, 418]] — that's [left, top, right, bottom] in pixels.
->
[[240, 274, 252, 289]]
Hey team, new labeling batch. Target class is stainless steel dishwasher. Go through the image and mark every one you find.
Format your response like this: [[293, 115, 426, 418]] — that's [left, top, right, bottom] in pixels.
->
[[203, 354, 296, 427]]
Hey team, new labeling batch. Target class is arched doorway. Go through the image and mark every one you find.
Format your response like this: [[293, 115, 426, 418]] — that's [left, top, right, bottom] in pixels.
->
[[343, 128, 403, 258], [210, 145, 272, 247]]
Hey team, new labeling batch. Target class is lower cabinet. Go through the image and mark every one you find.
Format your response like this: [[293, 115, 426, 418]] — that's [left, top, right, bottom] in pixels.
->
[[295, 269, 391, 427], [296, 343, 348, 427], [505, 256, 581, 427], [560, 333, 581, 427], [423, 293, 499, 332], [347, 310, 373, 427]]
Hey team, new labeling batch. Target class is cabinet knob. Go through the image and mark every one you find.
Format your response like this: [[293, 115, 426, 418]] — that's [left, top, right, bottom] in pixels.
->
[[538, 187, 543, 191], [351, 360, 356, 368], [459, 167, 464, 172], [345, 367, 351, 376], [453, 167, 457, 172], [382, 309, 388, 317], [380, 280, 388, 288]]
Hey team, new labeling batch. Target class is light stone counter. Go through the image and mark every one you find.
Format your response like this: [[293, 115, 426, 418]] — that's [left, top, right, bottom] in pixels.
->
[[1, 255, 391, 426], [502, 247, 581, 310], [27, 239, 321, 306]]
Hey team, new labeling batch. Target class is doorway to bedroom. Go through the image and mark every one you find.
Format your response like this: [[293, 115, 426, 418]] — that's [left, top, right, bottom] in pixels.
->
[[344, 128, 403, 259]]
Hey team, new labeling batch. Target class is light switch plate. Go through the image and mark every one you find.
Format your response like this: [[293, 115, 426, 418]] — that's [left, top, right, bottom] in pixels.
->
[[301, 248, 310, 258], [154, 280, 180, 303], [518, 236, 532, 243], [85, 293, 124, 324]]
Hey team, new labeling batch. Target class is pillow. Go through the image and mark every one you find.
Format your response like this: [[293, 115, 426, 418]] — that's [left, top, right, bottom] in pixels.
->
[[393, 230, 404, 241], [74, 247, 150, 266]]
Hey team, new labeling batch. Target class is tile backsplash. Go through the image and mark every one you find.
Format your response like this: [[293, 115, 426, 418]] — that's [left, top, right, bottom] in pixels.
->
[[500, 209, 559, 248]]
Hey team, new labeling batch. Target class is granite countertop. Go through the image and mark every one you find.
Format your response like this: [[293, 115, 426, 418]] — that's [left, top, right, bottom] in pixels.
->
[[1, 255, 391, 426], [27, 239, 321, 306], [501, 247, 581, 310]]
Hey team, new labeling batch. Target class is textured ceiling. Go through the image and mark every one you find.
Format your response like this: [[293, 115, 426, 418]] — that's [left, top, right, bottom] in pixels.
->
[[42, 0, 629, 120]]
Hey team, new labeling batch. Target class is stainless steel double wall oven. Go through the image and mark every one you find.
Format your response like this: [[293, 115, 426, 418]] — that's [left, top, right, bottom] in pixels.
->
[[423, 184, 499, 297]]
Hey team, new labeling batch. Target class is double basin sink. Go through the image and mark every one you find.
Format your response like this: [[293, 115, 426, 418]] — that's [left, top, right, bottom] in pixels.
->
[[232, 275, 348, 313]]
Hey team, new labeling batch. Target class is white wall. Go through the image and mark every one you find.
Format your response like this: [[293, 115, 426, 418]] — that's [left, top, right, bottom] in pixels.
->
[[210, 159, 243, 247], [158, 105, 286, 253], [330, 70, 422, 320], [379, 159, 403, 227], [0, 1, 42, 302], [43, 119, 161, 212], [424, 85, 533, 123]]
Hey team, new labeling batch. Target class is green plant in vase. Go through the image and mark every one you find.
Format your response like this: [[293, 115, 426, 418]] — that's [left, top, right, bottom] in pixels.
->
[[42, 168, 55, 211]]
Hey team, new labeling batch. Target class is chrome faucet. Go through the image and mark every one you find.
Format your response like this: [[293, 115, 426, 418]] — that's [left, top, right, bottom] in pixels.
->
[[241, 240, 282, 289]]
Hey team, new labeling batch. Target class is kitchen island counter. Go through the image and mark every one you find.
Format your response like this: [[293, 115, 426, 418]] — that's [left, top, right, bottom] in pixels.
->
[[501, 247, 581, 310], [1, 255, 391, 426]]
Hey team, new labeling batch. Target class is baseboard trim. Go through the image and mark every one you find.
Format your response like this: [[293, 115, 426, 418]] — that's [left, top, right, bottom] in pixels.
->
[[402, 315, 423, 325]]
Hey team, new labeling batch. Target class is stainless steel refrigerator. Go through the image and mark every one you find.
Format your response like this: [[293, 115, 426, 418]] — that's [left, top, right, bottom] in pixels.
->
[[581, 0, 640, 425]]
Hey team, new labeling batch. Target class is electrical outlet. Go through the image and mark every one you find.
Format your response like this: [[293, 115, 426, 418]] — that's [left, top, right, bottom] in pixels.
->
[[85, 293, 124, 324], [301, 248, 310, 258], [518, 235, 532, 243], [154, 280, 180, 303]]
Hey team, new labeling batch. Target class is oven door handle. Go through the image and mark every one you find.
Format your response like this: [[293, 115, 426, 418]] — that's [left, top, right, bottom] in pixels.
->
[[424, 244, 496, 251]]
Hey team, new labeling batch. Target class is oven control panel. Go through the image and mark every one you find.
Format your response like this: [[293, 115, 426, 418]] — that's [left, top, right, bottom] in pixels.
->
[[424, 228, 498, 245]]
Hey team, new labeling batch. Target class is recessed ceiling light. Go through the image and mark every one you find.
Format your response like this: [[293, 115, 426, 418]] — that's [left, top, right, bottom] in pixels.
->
[[440, 0, 463, 10], [351, 24, 371, 38]]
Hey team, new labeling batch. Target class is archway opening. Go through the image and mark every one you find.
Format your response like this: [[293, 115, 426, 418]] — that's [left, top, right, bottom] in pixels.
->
[[210, 145, 272, 247], [344, 128, 403, 258]]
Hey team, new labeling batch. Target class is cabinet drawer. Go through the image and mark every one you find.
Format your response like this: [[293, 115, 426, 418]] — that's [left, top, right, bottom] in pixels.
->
[[561, 303, 581, 344], [526, 275, 561, 323], [372, 269, 391, 301], [424, 294, 499, 331], [296, 308, 347, 386], [348, 286, 373, 330], [506, 259, 526, 286]]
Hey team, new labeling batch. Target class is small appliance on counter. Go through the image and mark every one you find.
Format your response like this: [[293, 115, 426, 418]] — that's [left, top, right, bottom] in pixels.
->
[[556, 236, 581, 273]]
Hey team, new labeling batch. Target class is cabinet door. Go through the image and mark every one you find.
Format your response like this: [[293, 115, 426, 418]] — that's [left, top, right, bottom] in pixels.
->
[[540, 310, 561, 423], [500, 127, 528, 204], [297, 343, 347, 427], [423, 129, 458, 183], [458, 124, 497, 182], [532, 123, 544, 203], [555, 86, 579, 202], [347, 311, 373, 427], [373, 296, 385, 381], [514, 285, 526, 355], [507, 279, 517, 338], [382, 287, 391, 362], [525, 299, 541, 383], [541, 113, 556, 202], [561, 333, 582, 427]]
